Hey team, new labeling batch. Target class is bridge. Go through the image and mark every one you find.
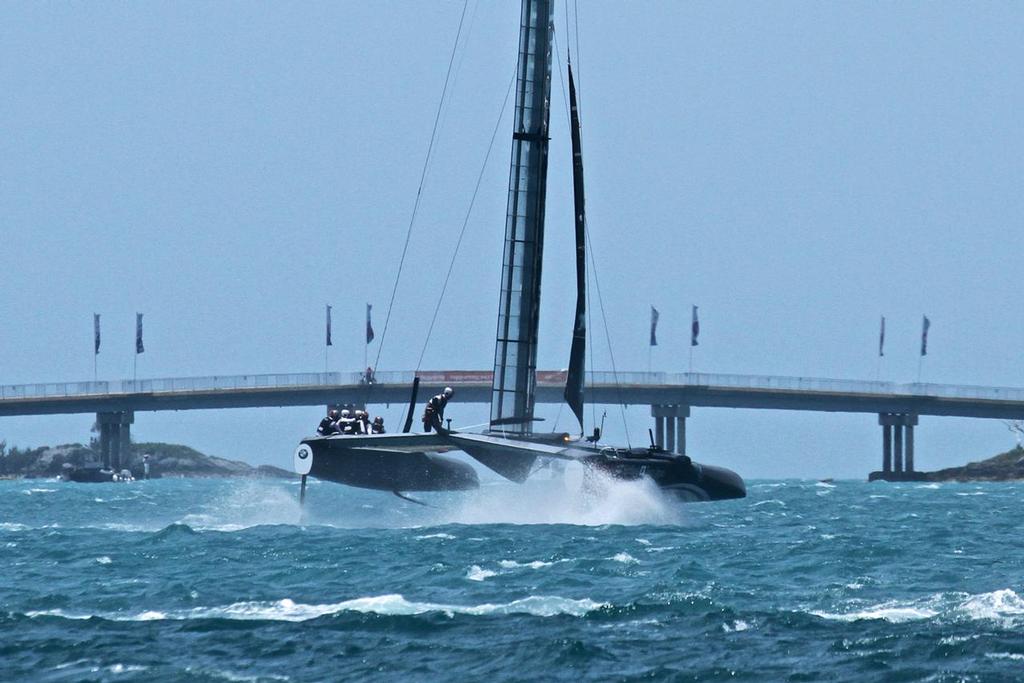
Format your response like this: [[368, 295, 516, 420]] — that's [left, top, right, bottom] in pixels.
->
[[5, 369, 1024, 478]]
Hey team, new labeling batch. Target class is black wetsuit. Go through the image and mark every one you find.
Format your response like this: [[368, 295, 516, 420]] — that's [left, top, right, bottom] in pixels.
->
[[422, 394, 450, 434], [317, 416, 338, 436]]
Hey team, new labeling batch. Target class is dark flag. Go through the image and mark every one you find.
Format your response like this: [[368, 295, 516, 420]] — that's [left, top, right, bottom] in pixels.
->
[[691, 305, 700, 347], [920, 315, 930, 356], [879, 315, 886, 357], [135, 313, 145, 354], [94, 314, 101, 355], [650, 306, 659, 346], [325, 304, 333, 347], [366, 304, 375, 344]]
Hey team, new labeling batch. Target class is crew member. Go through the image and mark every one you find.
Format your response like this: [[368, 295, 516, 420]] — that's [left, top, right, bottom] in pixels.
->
[[422, 387, 454, 434], [371, 416, 386, 434], [317, 409, 340, 436], [353, 410, 369, 435], [337, 409, 356, 434]]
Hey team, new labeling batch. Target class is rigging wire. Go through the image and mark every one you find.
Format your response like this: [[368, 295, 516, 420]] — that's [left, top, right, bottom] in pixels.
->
[[428, 0, 480, 180], [585, 222, 632, 449], [415, 73, 517, 371], [373, 0, 470, 373]]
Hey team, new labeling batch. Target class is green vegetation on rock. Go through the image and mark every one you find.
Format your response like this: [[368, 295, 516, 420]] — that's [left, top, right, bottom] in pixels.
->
[[0, 440, 292, 479], [927, 446, 1024, 482]]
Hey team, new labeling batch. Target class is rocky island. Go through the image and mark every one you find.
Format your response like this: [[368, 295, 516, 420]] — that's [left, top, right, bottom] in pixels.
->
[[0, 440, 293, 480], [925, 446, 1024, 482]]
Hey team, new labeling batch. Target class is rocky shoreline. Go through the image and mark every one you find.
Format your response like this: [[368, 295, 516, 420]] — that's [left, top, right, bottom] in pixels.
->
[[925, 446, 1024, 482], [0, 441, 293, 480]]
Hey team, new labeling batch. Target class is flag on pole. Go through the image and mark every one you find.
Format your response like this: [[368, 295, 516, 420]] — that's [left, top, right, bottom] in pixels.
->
[[135, 313, 145, 354], [325, 304, 333, 346], [649, 306, 659, 346], [366, 304, 375, 344], [94, 314, 101, 355], [920, 315, 930, 356], [691, 305, 700, 347], [879, 315, 886, 357]]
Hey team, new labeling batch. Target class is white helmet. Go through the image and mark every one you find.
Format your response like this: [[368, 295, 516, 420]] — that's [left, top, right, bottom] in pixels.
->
[[443, 387, 454, 398], [340, 409, 351, 418]]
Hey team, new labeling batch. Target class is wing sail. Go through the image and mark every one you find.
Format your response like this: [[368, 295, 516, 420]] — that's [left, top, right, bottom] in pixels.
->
[[564, 61, 587, 433]]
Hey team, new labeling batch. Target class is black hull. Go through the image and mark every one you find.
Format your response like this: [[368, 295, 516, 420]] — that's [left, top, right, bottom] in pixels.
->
[[300, 434, 743, 502], [62, 467, 116, 483], [305, 439, 479, 492], [585, 453, 745, 502]]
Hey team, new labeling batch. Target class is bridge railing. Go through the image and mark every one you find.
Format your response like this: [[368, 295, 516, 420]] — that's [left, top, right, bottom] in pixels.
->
[[4, 370, 1024, 404]]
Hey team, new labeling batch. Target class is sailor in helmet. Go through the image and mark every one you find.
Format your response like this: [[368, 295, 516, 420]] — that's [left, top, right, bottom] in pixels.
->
[[353, 410, 369, 435], [422, 387, 454, 434], [371, 416, 386, 434], [317, 408, 340, 436], [337, 409, 356, 435]]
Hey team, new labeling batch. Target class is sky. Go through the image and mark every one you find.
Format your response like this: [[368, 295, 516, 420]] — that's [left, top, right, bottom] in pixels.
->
[[1, 1, 1023, 479]]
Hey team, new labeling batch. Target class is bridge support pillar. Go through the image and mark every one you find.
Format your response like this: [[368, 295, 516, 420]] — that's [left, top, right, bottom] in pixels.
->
[[675, 416, 686, 456], [96, 411, 134, 472], [871, 413, 921, 482], [651, 405, 689, 455], [893, 421, 904, 473], [906, 421, 915, 472], [882, 421, 892, 473]]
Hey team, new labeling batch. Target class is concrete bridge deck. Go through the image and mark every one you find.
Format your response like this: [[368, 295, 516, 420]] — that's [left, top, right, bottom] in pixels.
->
[[3, 370, 1024, 420]]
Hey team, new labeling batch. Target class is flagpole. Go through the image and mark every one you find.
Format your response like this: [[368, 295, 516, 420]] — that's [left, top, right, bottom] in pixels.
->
[[917, 355, 923, 383], [94, 354, 98, 382], [647, 345, 652, 374], [324, 346, 328, 374], [688, 345, 694, 374], [133, 354, 138, 383]]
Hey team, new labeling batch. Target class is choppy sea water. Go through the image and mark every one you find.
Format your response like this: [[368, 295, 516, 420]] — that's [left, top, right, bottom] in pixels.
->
[[2, 475, 1023, 682]]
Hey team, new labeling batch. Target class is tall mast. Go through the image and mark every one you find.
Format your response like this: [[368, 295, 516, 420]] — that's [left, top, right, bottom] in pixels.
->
[[490, 0, 555, 434]]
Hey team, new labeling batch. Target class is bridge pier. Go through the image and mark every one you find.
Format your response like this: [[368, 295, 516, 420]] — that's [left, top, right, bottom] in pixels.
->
[[97, 411, 133, 471], [871, 413, 922, 482], [651, 405, 689, 455]]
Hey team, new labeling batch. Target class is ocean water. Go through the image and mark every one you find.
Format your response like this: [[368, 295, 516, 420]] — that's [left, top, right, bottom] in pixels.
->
[[2, 475, 1023, 682]]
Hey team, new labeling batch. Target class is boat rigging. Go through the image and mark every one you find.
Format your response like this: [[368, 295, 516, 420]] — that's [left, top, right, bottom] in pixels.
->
[[294, 0, 745, 505]]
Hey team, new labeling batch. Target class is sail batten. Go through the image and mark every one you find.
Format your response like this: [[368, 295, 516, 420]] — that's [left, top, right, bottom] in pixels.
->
[[490, 0, 555, 434], [564, 61, 587, 432]]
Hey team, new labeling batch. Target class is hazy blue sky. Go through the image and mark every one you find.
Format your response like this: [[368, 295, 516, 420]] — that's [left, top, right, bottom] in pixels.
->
[[2, 2, 1023, 479]]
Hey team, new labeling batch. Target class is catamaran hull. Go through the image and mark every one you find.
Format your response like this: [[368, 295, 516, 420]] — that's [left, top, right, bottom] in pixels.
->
[[584, 455, 745, 502], [303, 439, 479, 492], [298, 434, 742, 502]]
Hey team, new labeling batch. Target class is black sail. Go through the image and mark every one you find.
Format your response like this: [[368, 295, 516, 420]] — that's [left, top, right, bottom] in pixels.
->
[[564, 61, 587, 432]]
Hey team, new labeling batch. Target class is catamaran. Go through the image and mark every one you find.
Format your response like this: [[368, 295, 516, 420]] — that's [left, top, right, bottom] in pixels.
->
[[293, 0, 745, 504]]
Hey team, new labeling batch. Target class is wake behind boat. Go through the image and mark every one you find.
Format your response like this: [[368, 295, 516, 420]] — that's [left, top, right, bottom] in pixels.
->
[[294, 0, 744, 505]]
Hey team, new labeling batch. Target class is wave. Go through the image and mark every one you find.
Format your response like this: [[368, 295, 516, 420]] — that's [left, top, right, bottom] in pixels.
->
[[498, 559, 560, 570], [426, 470, 686, 526], [24, 594, 607, 622], [466, 565, 497, 581], [145, 523, 199, 541], [810, 588, 1024, 625], [23, 488, 57, 495]]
